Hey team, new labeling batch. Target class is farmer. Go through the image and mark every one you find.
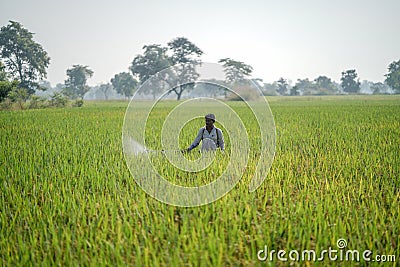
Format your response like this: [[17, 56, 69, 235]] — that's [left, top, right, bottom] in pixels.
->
[[186, 113, 225, 152]]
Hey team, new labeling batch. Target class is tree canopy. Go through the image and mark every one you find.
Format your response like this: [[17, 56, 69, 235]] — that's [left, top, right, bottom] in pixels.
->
[[130, 44, 170, 83], [0, 21, 50, 95], [130, 44, 170, 99], [0, 80, 18, 102], [98, 83, 113, 100], [218, 58, 253, 85], [111, 72, 137, 99], [63, 65, 93, 99], [276, 77, 289, 95], [130, 38, 203, 100], [385, 59, 400, 94], [167, 37, 203, 65], [314, 76, 337, 94], [341, 69, 360, 94], [166, 37, 203, 100]]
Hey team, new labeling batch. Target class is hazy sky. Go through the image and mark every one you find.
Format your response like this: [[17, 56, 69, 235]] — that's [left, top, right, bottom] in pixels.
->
[[1, 0, 399, 86]]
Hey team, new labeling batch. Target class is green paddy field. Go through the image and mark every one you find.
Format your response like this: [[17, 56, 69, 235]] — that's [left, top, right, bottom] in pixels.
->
[[1, 95, 399, 266]]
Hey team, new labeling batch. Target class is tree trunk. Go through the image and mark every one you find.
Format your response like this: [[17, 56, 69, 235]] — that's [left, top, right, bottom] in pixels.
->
[[176, 87, 182, 100]]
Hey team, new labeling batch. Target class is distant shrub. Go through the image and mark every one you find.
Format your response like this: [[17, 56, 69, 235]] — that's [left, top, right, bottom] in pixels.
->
[[0, 80, 19, 102], [72, 99, 84, 107], [8, 87, 29, 109], [28, 95, 48, 109], [0, 98, 12, 110], [50, 92, 68, 107]]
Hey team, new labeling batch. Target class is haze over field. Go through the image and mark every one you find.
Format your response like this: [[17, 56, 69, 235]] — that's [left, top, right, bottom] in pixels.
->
[[1, 0, 399, 86]]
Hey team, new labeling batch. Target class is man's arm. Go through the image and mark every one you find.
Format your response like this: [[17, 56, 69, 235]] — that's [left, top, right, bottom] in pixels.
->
[[187, 128, 204, 151]]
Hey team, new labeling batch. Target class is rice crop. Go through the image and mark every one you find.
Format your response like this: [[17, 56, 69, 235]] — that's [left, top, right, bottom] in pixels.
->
[[1, 95, 399, 266]]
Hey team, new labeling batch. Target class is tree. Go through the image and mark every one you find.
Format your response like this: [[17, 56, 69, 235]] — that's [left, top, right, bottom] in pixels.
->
[[111, 72, 137, 99], [371, 82, 390, 94], [98, 83, 114, 100], [276, 77, 289, 95], [167, 37, 203, 100], [341, 69, 360, 93], [290, 85, 300, 96], [8, 87, 29, 109], [385, 59, 400, 93], [293, 78, 316, 95], [63, 65, 93, 99], [262, 82, 278, 96], [218, 58, 253, 85], [0, 80, 18, 102], [130, 38, 204, 100], [168, 37, 203, 65], [0, 21, 50, 95], [314, 76, 337, 94], [130, 44, 170, 99]]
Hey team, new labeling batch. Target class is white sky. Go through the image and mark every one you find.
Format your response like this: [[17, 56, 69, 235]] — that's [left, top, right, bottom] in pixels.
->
[[1, 0, 399, 86]]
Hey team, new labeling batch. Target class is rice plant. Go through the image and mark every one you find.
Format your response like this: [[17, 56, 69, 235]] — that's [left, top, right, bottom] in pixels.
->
[[0, 95, 398, 266]]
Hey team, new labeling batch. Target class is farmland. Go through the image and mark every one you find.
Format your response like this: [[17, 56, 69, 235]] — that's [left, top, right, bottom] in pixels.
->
[[1, 95, 399, 266]]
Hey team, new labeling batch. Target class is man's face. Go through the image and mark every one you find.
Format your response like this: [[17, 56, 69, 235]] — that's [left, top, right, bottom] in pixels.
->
[[205, 118, 214, 127]]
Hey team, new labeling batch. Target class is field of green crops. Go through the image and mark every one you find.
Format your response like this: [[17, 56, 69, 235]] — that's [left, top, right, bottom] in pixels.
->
[[1, 95, 399, 266]]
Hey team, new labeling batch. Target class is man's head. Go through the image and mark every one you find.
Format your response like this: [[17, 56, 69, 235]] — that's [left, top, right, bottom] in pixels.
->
[[205, 113, 216, 127]]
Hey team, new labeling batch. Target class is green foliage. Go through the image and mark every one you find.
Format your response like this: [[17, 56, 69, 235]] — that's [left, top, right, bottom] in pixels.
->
[[341, 69, 361, 93], [0, 96, 399, 265], [371, 82, 388, 94], [0, 21, 50, 95], [262, 82, 279, 96], [72, 99, 84, 107], [290, 85, 301, 96], [110, 72, 137, 99], [218, 58, 253, 85], [50, 92, 68, 107], [0, 86, 87, 109], [130, 44, 170, 98], [97, 83, 113, 100], [314, 76, 338, 95], [385, 59, 400, 93], [167, 37, 203, 100], [277, 77, 289, 95], [0, 97, 12, 109], [130, 38, 204, 100], [28, 95, 47, 109], [8, 86, 29, 109], [293, 79, 314, 95], [167, 37, 203, 65], [63, 64, 93, 99], [0, 79, 18, 101], [130, 44, 170, 83]]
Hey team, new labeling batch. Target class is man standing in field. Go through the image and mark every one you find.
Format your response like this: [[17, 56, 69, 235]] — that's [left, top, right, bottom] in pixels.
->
[[186, 114, 225, 152]]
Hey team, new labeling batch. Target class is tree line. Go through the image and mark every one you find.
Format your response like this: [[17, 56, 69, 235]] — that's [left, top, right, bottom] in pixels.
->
[[1, 21, 400, 108]]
